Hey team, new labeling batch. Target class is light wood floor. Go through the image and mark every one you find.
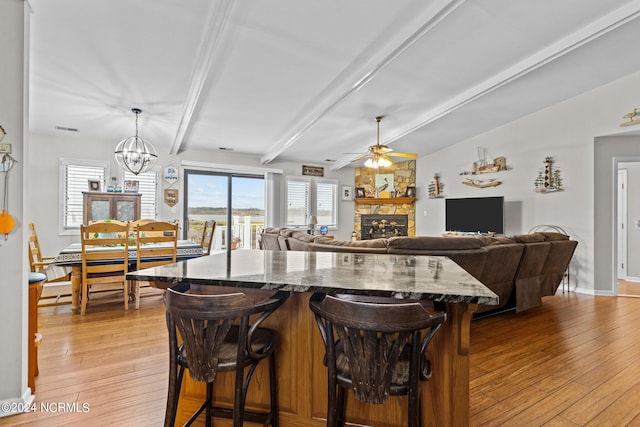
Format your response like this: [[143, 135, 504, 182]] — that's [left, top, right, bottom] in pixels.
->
[[618, 279, 640, 297], [7, 290, 640, 426]]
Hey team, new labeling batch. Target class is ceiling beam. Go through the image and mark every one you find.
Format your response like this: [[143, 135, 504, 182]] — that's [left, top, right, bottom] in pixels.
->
[[259, 0, 468, 164], [169, 0, 233, 155]]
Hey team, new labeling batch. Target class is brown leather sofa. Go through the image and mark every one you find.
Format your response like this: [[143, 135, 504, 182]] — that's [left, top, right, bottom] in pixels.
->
[[258, 228, 578, 314]]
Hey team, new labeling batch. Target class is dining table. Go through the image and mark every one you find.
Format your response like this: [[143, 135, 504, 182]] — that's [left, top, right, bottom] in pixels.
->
[[53, 239, 203, 313], [127, 249, 498, 427]]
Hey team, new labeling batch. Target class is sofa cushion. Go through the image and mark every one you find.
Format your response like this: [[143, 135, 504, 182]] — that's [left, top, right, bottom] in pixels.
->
[[512, 233, 546, 243], [313, 237, 388, 248], [485, 236, 517, 245], [387, 236, 487, 250], [309, 237, 388, 254], [290, 231, 316, 243], [539, 232, 570, 241], [279, 229, 298, 237], [260, 227, 283, 250]]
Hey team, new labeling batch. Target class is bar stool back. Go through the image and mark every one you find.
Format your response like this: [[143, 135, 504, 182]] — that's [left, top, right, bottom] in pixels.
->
[[164, 283, 289, 427], [309, 293, 446, 427]]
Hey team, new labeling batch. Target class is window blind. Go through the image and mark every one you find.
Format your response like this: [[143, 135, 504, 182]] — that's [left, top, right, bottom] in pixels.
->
[[316, 182, 337, 226], [123, 169, 158, 219], [286, 179, 309, 227], [63, 163, 106, 229]]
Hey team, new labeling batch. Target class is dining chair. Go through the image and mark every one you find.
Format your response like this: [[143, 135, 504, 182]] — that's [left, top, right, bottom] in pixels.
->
[[80, 220, 130, 315], [164, 283, 290, 427], [28, 222, 72, 306], [200, 219, 216, 255], [129, 218, 156, 233], [309, 293, 446, 427], [133, 221, 179, 308]]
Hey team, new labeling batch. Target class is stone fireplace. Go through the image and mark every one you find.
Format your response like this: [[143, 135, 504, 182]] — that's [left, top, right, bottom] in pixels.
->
[[361, 214, 409, 240], [353, 160, 416, 240]]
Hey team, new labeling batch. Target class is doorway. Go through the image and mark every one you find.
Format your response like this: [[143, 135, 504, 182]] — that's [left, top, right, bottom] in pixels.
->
[[617, 164, 640, 297], [184, 170, 265, 252]]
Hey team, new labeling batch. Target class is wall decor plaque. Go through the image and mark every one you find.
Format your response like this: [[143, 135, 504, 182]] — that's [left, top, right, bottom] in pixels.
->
[[302, 165, 324, 177], [164, 165, 179, 185], [164, 188, 178, 207]]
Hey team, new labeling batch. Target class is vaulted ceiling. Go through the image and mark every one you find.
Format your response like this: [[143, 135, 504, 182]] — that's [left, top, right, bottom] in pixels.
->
[[28, 0, 640, 170]]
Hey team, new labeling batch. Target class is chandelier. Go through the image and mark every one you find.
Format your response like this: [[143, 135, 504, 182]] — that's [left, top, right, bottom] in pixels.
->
[[114, 108, 157, 175]]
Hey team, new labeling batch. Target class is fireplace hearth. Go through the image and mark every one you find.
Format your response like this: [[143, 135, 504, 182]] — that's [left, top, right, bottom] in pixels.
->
[[361, 214, 408, 240]]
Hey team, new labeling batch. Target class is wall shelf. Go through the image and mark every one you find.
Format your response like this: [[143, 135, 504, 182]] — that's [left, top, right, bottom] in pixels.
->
[[354, 197, 416, 205]]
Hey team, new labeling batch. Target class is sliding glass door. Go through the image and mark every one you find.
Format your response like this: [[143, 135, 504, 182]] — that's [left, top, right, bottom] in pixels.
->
[[184, 170, 265, 252]]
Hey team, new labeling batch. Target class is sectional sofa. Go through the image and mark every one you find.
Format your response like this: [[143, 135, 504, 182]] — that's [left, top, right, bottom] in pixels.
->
[[259, 227, 578, 315]]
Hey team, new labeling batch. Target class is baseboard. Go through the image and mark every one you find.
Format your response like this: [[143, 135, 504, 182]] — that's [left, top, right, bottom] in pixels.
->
[[0, 388, 35, 418]]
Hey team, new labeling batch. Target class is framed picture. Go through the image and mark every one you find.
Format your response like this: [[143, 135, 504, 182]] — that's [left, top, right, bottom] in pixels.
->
[[406, 186, 416, 198], [88, 179, 101, 192], [355, 187, 366, 198], [302, 165, 324, 177], [341, 185, 353, 201], [375, 173, 394, 194], [124, 180, 139, 193]]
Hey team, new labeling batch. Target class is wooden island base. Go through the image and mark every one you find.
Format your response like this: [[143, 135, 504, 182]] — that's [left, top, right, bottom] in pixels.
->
[[174, 292, 476, 427]]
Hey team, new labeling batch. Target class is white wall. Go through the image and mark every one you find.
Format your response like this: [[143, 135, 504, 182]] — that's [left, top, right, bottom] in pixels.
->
[[0, 0, 29, 406], [416, 68, 640, 295]]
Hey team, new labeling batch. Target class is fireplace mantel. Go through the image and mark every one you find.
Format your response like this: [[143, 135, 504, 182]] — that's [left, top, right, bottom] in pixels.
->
[[354, 197, 416, 205]]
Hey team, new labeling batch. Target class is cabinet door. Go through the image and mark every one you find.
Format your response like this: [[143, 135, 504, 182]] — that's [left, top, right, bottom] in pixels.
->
[[90, 199, 111, 222], [115, 199, 137, 222]]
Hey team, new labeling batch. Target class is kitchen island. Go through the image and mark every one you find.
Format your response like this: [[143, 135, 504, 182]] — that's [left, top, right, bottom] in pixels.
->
[[127, 249, 498, 426]]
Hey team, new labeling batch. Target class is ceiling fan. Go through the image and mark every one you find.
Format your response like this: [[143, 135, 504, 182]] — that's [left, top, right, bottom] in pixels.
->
[[351, 116, 417, 168]]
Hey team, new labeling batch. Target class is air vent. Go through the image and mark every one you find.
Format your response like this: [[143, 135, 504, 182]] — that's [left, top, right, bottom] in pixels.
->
[[55, 126, 79, 132]]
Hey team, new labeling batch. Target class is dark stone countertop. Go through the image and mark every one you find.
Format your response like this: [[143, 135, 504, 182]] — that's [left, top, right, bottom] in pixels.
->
[[126, 249, 498, 305]]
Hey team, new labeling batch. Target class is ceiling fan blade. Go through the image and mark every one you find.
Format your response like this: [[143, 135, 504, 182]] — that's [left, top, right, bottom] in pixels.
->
[[350, 154, 371, 163], [388, 152, 418, 158]]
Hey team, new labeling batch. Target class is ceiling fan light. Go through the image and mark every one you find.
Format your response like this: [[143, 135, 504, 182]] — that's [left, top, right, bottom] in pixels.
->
[[114, 108, 157, 175], [364, 156, 392, 169]]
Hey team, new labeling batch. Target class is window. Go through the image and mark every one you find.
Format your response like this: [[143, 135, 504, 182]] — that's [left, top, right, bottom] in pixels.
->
[[59, 158, 109, 234], [122, 168, 159, 219], [286, 178, 310, 227], [286, 177, 337, 228], [316, 181, 337, 226]]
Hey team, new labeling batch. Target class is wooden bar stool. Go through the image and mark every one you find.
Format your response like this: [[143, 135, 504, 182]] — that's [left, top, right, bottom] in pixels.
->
[[309, 293, 446, 427], [164, 283, 289, 427], [28, 272, 46, 392]]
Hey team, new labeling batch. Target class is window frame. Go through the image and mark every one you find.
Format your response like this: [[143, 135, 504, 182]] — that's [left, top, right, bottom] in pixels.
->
[[285, 176, 338, 229], [58, 158, 110, 235]]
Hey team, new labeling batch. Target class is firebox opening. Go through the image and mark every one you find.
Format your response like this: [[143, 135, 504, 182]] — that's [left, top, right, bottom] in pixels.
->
[[361, 214, 408, 240]]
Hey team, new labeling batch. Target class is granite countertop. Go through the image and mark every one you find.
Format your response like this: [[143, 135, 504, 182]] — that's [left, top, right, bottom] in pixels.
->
[[127, 250, 498, 305]]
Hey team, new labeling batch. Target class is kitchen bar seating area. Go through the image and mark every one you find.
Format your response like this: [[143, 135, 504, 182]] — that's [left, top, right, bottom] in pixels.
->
[[126, 249, 497, 426]]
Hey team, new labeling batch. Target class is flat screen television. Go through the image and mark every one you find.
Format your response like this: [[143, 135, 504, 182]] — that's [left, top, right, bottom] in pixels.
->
[[445, 196, 504, 234]]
